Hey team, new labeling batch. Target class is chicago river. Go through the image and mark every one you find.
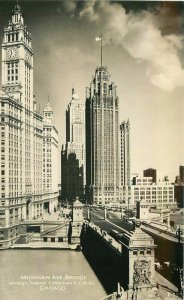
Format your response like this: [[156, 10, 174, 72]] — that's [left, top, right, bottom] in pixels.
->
[[0, 250, 106, 300]]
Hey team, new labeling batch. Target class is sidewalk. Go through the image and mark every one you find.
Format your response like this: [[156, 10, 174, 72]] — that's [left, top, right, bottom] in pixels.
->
[[155, 271, 180, 299], [11, 241, 71, 249]]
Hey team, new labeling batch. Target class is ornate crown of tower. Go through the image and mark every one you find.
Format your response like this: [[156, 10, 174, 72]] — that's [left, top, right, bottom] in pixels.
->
[[120, 119, 130, 131], [71, 87, 79, 101], [90, 66, 113, 97], [9, 3, 24, 26], [1, 2, 33, 102], [87, 66, 119, 111]]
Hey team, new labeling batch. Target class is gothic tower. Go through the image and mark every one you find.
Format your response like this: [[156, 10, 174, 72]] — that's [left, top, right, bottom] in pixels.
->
[[86, 66, 120, 205]]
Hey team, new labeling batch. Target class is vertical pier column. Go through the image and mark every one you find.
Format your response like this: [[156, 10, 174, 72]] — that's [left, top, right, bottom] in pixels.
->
[[5, 209, 10, 226], [87, 207, 90, 220], [104, 207, 107, 219]]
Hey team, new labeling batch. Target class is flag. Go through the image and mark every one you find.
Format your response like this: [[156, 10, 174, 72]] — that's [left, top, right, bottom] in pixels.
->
[[95, 36, 102, 42]]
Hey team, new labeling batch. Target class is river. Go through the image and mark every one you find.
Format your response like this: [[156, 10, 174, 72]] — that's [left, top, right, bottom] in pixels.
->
[[0, 250, 107, 300]]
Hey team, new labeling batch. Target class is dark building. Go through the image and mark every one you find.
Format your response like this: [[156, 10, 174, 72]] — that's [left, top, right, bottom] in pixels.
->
[[174, 185, 184, 208], [179, 166, 184, 183], [143, 168, 157, 184], [61, 89, 85, 203], [61, 151, 84, 203], [174, 166, 184, 208]]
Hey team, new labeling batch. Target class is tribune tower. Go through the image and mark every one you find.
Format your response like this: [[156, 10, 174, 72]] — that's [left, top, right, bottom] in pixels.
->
[[86, 66, 120, 205]]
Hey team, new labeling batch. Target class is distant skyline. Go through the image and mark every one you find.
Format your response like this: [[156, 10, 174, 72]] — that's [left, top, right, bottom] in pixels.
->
[[0, 0, 183, 181]]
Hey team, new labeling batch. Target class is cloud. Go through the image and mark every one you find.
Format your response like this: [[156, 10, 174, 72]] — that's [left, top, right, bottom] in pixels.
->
[[77, 1, 184, 92], [79, 2, 99, 22], [61, 0, 77, 14]]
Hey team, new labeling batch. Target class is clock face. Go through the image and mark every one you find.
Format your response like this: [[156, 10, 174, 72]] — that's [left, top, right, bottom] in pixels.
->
[[25, 51, 31, 63], [7, 48, 12, 59], [7, 47, 17, 59]]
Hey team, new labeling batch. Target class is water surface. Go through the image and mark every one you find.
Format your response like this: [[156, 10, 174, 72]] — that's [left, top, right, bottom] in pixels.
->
[[0, 250, 107, 300]]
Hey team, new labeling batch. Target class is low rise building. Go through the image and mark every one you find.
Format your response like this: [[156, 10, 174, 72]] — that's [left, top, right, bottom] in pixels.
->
[[131, 176, 176, 209]]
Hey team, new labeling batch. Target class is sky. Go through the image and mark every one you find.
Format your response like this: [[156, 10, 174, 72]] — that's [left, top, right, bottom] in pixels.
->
[[0, 0, 184, 182]]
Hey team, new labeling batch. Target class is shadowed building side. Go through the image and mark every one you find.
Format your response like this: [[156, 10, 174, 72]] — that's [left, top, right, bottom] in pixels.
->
[[61, 88, 85, 203], [61, 151, 84, 202]]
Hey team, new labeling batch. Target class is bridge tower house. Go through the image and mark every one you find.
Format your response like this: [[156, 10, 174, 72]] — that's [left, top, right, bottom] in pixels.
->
[[70, 197, 84, 245], [128, 221, 158, 299]]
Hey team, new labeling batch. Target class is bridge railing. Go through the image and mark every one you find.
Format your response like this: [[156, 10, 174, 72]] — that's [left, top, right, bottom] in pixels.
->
[[88, 222, 122, 253], [41, 222, 68, 237], [100, 294, 117, 300], [21, 220, 65, 225], [142, 221, 184, 242]]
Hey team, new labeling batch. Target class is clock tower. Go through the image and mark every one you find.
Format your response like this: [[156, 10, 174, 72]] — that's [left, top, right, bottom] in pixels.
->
[[1, 3, 33, 109], [0, 2, 44, 207]]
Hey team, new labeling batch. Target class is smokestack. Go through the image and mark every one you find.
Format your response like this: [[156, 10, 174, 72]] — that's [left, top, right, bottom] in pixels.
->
[[136, 197, 143, 219]]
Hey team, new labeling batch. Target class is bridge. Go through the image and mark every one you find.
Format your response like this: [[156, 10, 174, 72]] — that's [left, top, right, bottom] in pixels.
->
[[81, 218, 181, 300], [5, 201, 183, 298], [83, 207, 183, 294]]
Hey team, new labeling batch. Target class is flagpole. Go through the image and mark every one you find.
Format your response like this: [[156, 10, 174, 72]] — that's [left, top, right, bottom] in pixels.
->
[[101, 35, 102, 67]]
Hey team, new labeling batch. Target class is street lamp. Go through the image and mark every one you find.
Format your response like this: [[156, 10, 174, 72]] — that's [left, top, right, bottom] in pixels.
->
[[176, 225, 182, 244], [127, 197, 130, 221], [89, 204, 92, 222], [176, 226, 183, 296]]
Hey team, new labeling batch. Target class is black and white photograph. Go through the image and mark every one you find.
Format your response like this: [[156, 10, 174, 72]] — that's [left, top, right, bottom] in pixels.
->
[[0, 1, 183, 299]]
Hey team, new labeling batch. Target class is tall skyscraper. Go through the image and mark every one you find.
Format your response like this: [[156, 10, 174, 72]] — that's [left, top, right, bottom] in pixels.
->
[[143, 168, 157, 184], [43, 100, 59, 212], [0, 4, 57, 247], [61, 88, 85, 202], [120, 120, 131, 186], [86, 66, 120, 205]]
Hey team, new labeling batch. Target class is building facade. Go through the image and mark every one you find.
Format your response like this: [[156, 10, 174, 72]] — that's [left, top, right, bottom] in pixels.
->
[[43, 100, 59, 213], [0, 4, 58, 247], [131, 176, 175, 209], [86, 66, 120, 205], [120, 120, 131, 186], [61, 88, 85, 202]]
